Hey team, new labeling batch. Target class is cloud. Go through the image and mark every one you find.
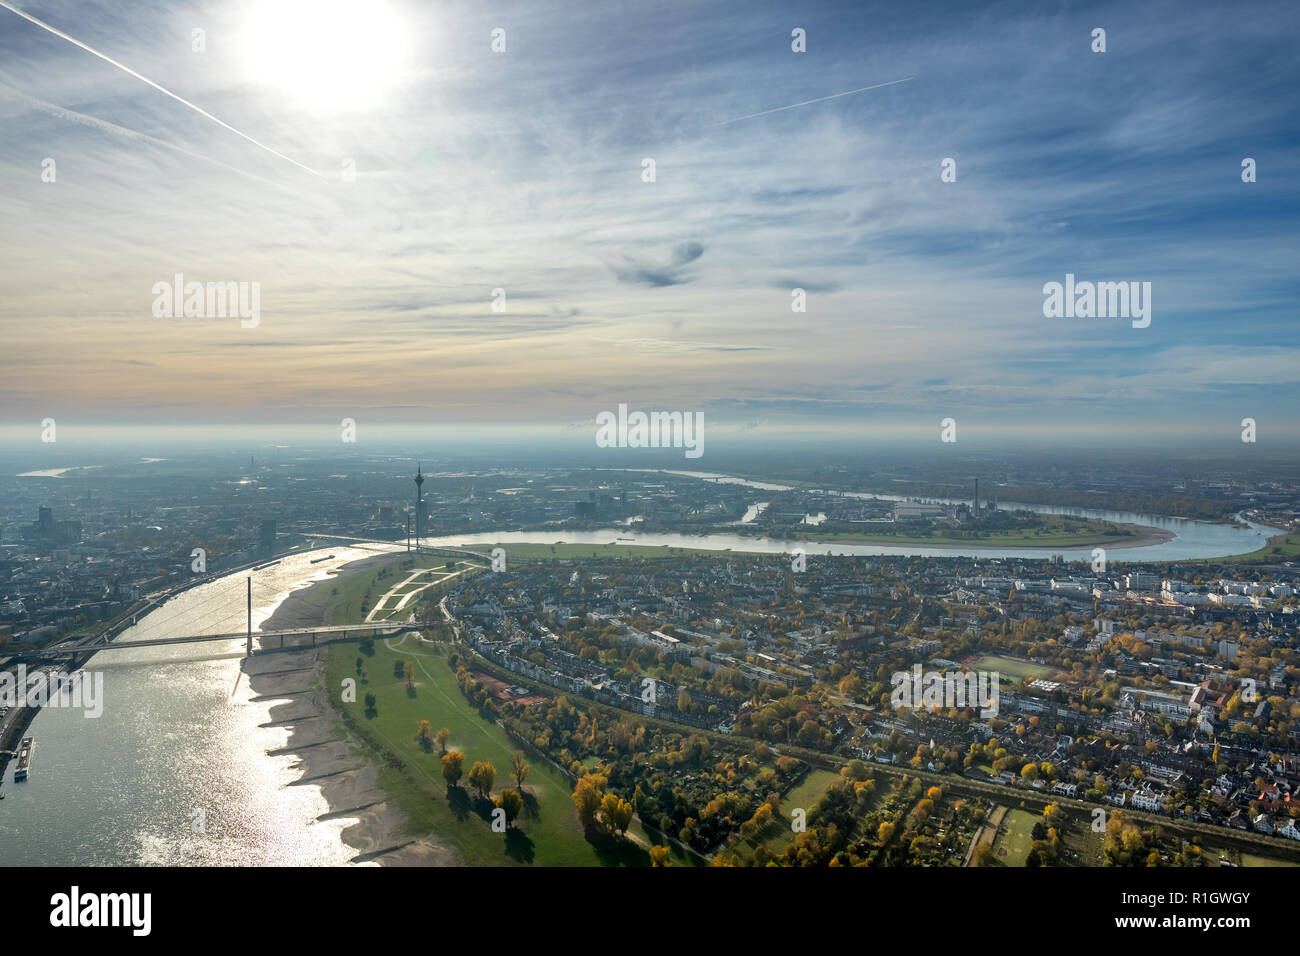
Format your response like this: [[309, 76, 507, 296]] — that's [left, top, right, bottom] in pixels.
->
[[0, 0, 1295, 431], [770, 278, 840, 293], [610, 240, 706, 287]]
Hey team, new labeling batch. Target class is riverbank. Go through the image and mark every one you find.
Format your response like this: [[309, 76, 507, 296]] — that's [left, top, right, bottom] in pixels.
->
[[1204, 530, 1300, 565], [468, 524, 1175, 561], [714, 519, 1175, 551], [248, 553, 458, 866], [275, 551, 667, 865]]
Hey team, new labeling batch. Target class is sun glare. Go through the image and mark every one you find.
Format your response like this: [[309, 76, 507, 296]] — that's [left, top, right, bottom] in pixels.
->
[[243, 0, 409, 113]]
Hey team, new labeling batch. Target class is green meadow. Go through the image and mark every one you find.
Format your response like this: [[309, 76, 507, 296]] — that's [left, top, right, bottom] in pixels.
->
[[324, 634, 696, 866]]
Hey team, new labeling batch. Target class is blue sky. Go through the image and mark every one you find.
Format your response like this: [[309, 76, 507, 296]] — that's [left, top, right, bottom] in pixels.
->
[[0, 0, 1297, 441]]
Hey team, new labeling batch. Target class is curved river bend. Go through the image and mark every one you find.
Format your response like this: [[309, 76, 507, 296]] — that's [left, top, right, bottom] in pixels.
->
[[429, 470, 1282, 563], [0, 472, 1279, 865]]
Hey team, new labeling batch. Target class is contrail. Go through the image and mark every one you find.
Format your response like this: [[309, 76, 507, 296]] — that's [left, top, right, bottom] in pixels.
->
[[2, 85, 316, 200], [716, 76, 915, 126], [0, 0, 324, 177]]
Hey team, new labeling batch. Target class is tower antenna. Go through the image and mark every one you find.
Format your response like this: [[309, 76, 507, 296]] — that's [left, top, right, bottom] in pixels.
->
[[414, 462, 425, 553]]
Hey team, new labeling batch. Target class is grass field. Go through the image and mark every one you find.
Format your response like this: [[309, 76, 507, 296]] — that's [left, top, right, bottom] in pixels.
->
[[785, 769, 841, 816], [1240, 852, 1300, 867], [324, 635, 696, 866], [749, 768, 841, 857], [972, 655, 1056, 681], [788, 521, 1151, 549], [321, 554, 443, 623], [1210, 532, 1300, 565], [364, 565, 474, 621], [991, 808, 1039, 866], [475, 542, 726, 560]]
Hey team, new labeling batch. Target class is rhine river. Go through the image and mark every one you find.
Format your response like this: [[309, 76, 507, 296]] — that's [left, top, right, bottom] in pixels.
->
[[0, 545, 400, 865], [0, 472, 1281, 865]]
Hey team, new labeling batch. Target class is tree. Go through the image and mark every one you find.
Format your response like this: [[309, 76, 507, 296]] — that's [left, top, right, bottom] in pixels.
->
[[601, 792, 634, 835], [441, 750, 465, 788], [573, 774, 604, 828], [363, 692, 377, 714], [403, 660, 415, 688], [843, 759, 869, 782], [611, 795, 634, 835], [468, 760, 497, 797], [877, 821, 896, 845], [435, 727, 450, 755], [416, 720, 433, 748], [677, 689, 693, 712], [511, 750, 531, 790], [648, 845, 671, 867], [496, 788, 524, 829]]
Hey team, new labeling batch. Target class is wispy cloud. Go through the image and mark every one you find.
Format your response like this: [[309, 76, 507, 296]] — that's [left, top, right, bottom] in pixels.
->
[[0, 0, 1295, 431]]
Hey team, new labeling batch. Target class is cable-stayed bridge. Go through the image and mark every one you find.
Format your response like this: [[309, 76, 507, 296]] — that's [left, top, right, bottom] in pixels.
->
[[21, 620, 416, 661], [5, 538, 487, 668]]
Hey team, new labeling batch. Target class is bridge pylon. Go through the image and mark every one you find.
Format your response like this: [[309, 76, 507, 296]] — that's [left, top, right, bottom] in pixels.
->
[[246, 576, 253, 657]]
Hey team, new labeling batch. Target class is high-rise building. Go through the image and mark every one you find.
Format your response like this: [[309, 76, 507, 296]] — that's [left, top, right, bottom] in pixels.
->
[[259, 519, 276, 554], [974, 478, 980, 516], [22, 506, 81, 550]]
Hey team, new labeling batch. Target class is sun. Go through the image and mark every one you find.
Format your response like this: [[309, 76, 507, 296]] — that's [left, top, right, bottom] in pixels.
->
[[243, 0, 410, 113]]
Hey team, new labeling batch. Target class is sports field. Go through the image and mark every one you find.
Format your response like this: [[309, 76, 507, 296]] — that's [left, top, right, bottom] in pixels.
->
[[991, 808, 1039, 865], [971, 655, 1055, 681]]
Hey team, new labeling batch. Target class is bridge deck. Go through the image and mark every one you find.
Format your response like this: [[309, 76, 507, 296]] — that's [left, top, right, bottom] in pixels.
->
[[26, 622, 419, 657]]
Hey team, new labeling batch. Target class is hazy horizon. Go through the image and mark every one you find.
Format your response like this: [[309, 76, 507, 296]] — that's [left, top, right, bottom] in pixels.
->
[[2, 421, 1299, 467]]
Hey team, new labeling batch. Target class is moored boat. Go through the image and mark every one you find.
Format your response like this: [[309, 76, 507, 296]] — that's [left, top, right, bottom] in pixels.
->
[[13, 736, 32, 781]]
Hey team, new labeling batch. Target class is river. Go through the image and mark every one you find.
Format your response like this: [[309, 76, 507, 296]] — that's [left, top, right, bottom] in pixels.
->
[[403, 476, 1278, 563], [0, 545, 400, 865], [0, 472, 1279, 865]]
